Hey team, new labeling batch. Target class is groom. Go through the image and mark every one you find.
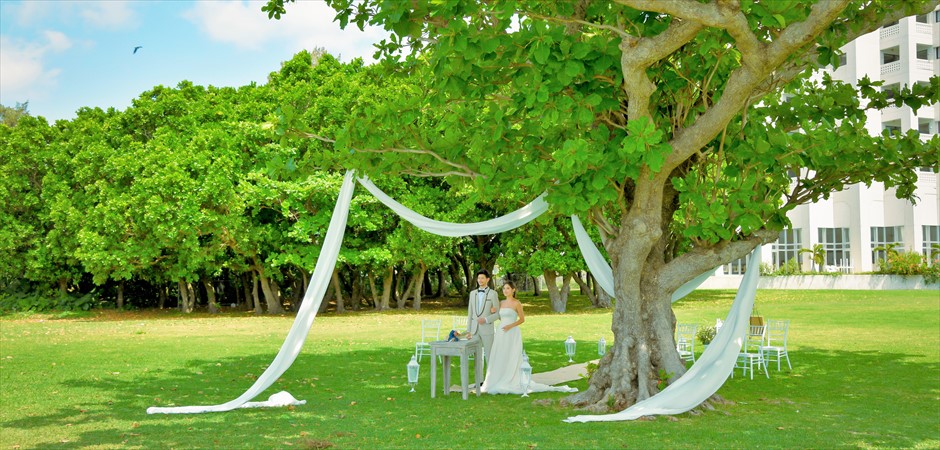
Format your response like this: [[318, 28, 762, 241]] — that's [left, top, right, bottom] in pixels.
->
[[466, 269, 500, 369]]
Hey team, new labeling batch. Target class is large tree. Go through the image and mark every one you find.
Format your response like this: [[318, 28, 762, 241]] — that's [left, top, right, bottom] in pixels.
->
[[267, 0, 939, 411], [264, 0, 940, 410]]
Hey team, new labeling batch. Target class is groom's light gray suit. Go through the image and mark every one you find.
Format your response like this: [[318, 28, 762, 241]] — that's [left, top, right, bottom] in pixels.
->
[[467, 286, 500, 367]]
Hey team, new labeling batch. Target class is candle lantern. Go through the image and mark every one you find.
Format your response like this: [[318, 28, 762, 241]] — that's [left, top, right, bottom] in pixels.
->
[[564, 336, 577, 363], [406, 354, 420, 392], [520, 352, 532, 397], [598, 337, 607, 356]]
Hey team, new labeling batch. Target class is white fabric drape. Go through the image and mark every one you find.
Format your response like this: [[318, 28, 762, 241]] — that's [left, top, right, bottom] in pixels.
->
[[357, 176, 549, 236], [571, 215, 714, 302], [147, 170, 357, 414], [564, 247, 761, 423], [148, 172, 758, 420]]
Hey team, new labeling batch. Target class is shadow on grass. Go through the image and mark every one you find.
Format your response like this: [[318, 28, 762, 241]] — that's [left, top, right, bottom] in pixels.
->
[[6, 337, 939, 448]]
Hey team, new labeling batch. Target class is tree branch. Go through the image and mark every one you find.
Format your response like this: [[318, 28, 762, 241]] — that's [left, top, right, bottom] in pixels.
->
[[288, 129, 481, 178]]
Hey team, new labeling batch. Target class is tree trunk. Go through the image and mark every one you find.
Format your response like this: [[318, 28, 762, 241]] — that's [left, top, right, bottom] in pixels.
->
[[412, 261, 428, 310], [178, 280, 194, 313], [58, 278, 68, 296], [561, 208, 691, 412], [379, 267, 393, 310], [447, 257, 467, 302], [542, 269, 571, 313], [250, 271, 263, 315], [368, 272, 381, 310], [350, 272, 362, 311], [434, 269, 446, 298], [116, 280, 125, 310], [395, 271, 409, 309], [331, 268, 345, 313], [158, 284, 167, 309], [256, 270, 284, 314], [572, 271, 599, 307], [532, 275, 541, 296], [319, 281, 333, 313], [203, 279, 219, 314]]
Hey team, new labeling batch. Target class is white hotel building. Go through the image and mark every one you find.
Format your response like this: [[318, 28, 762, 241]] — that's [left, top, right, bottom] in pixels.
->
[[723, 10, 940, 275]]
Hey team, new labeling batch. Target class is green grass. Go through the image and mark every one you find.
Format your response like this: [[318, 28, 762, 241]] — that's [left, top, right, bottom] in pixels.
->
[[1, 290, 938, 449]]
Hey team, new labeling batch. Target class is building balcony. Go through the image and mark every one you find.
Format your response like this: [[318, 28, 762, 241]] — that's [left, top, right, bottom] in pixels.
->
[[915, 22, 932, 36], [881, 60, 902, 76], [880, 24, 900, 39], [915, 59, 933, 71]]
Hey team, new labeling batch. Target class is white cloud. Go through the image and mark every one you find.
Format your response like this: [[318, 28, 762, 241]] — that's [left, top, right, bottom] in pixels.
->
[[183, 0, 387, 62], [0, 32, 72, 103], [9, 0, 137, 30], [78, 1, 138, 30]]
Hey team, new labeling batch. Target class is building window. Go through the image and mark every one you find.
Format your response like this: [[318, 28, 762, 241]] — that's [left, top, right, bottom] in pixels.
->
[[916, 14, 929, 23], [936, 10, 940, 22], [924, 226, 940, 266], [723, 257, 747, 275], [819, 228, 851, 269], [871, 226, 903, 266], [919, 120, 931, 134], [772, 229, 802, 269], [838, 53, 847, 67], [916, 44, 930, 60]]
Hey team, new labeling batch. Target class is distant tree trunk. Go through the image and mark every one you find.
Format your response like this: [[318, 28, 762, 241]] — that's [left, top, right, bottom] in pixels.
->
[[203, 279, 219, 314], [58, 278, 68, 296], [178, 280, 194, 313], [158, 284, 167, 309], [379, 267, 393, 310], [434, 270, 446, 298], [413, 261, 428, 310], [368, 272, 381, 310], [542, 269, 571, 312], [532, 275, 542, 297], [448, 257, 468, 302], [250, 272, 263, 315], [331, 268, 345, 313], [256, 270, 285, 314], [572, 271, 599, 307], [350, 272, 362, 311], [116, 280, 125, 310], [590, 273, 613, 308], [395, 271, 409, 309]]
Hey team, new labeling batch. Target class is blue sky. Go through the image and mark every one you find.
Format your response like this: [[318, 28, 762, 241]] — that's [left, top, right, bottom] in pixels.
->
[[0, 0, 388, 122]]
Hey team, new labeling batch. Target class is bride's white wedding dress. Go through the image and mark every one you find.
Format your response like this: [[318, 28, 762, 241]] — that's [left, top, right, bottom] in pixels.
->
[[481, 308, 578, 395]]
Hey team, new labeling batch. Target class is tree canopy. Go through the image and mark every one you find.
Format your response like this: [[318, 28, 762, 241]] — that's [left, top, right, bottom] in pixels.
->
[[264, 0, 939, 411]]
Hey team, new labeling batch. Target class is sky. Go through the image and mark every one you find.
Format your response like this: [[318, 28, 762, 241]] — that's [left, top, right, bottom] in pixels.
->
[[0, 0, 389, 122]]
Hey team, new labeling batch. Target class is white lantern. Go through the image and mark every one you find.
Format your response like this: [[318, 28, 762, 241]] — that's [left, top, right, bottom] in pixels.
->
[[598, 337, 606, 356], [564, 336, 577, 363], [520, 352, 532, 397], [406, 354, 420, 392]]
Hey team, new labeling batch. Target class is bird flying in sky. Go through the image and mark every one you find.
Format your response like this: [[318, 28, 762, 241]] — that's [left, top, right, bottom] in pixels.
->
[[133, 46, 143, 54]]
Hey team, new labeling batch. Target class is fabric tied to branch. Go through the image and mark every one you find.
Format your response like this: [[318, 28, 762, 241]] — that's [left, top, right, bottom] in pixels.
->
[[357, 176, 549, 236], [570, 215, 715, 302], [147, 170, 357, 414], [563, 246, 761, 423]]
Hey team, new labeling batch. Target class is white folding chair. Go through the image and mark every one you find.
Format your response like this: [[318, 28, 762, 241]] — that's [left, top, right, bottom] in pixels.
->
[[676, 323, 698, 363], [734, 324, 769, 379], [415, 319, 441, 362], [761, 319, 792, 371]]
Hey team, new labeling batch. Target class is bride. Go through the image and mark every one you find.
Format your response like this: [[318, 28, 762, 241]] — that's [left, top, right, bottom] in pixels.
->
[[481, 281, 577, 395]]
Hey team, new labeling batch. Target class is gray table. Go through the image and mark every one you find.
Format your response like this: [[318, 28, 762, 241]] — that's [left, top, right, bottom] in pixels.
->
[[430, 339, 483, 400]]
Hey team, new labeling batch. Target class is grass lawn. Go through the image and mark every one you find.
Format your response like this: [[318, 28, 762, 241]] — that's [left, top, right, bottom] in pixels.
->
[[1, 289, 938, 449]]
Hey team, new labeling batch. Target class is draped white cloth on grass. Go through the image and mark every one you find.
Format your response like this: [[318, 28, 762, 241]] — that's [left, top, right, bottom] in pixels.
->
[[148, 171, 757, 419], [570, 215, 715, 302], [147, 170, 357, 414], [563, 247, 761, 423], [357, 176, 549, 236]]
